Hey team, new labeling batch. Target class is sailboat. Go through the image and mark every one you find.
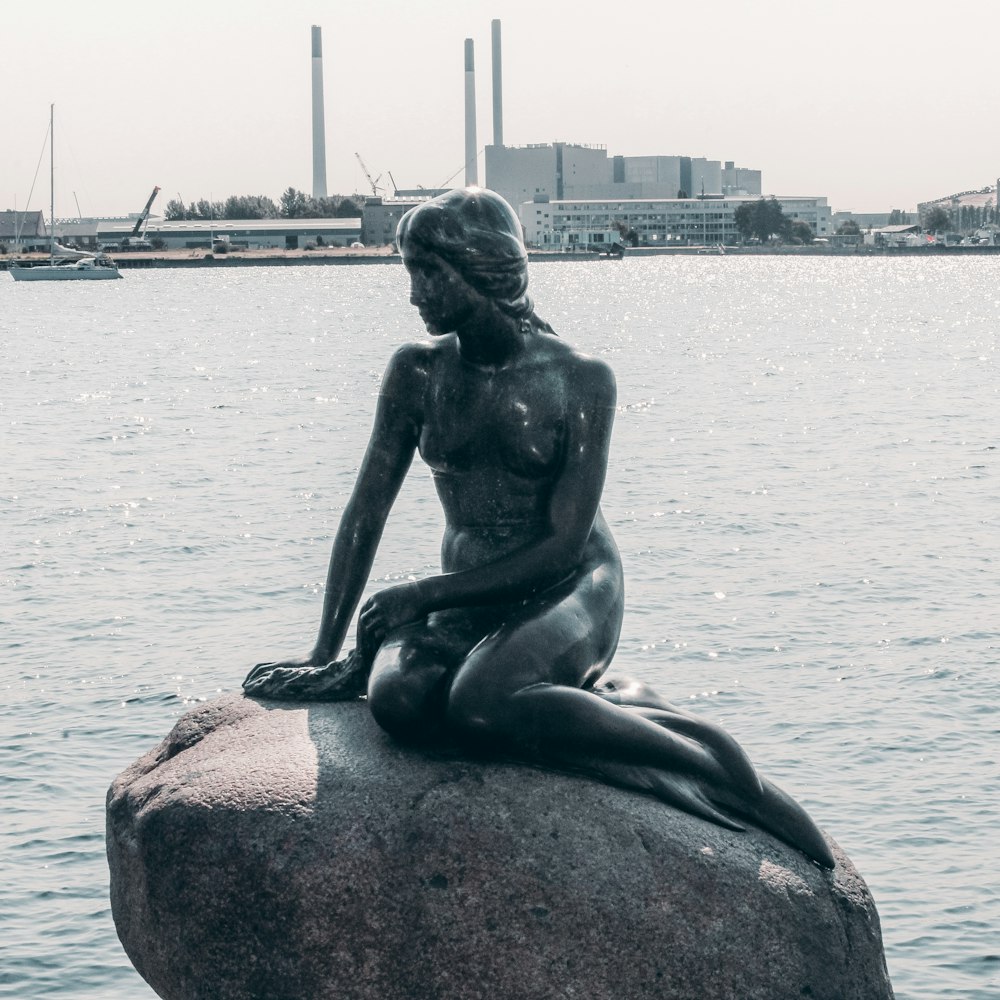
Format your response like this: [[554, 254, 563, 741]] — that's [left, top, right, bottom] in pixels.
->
[[9, 105, 122, 281]]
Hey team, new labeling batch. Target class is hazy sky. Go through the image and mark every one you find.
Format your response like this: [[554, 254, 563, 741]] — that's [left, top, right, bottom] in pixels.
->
[[5, 0, 998, 219]]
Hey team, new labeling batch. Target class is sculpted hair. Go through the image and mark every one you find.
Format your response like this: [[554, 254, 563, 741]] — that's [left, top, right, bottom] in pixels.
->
[[397, 187, 553, 332]]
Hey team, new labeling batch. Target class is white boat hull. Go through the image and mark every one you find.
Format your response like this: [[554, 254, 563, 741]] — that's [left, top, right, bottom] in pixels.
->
[[10, 261, 122, 281]]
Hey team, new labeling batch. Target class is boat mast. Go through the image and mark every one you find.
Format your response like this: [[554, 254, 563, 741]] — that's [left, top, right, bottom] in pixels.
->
[[49, 103, 55, 265]]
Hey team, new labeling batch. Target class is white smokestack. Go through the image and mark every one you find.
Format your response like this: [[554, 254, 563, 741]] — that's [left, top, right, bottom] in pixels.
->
[[311, 25, 328, 199], [491, 20, 503, 147], [464, 38, 478, 186]]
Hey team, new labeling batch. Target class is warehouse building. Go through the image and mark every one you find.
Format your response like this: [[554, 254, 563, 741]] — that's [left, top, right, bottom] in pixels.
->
[[45, 216, 363, 251], [125, 217, 361, 250]]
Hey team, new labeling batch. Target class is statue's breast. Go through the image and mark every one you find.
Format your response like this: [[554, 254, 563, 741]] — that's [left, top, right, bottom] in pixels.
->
[[419, 375, 565, 481]]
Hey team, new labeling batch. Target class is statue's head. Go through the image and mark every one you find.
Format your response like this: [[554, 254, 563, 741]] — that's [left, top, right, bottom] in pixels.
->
[[396, 188, 530, 319]]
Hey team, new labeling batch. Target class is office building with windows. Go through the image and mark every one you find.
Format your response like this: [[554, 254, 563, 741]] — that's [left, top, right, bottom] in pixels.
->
[[519, 195, 832, 248]]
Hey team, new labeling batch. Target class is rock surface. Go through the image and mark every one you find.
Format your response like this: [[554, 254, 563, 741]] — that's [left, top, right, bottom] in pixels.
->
[[107, 693, 894, 1000]]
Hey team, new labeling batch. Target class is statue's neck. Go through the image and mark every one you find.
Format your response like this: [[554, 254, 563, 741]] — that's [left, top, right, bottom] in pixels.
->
[[456, 313, 528, 368]]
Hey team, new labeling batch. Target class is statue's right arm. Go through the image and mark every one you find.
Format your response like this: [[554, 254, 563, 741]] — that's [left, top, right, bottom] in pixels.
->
[[252, 344, 425, 674]]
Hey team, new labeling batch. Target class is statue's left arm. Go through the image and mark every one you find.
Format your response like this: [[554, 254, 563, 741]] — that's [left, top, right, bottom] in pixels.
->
[[244, 344, 424, 687]]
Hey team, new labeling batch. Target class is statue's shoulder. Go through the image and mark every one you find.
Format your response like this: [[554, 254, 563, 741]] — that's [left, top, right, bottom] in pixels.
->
[[544, 337, 616, 398], [379, 340, 442, 408], [384, 338, 445, 381], [389, 338, 439, 366]]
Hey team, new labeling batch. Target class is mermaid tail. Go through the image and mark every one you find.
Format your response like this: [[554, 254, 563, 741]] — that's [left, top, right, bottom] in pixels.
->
[[711, 775, 835, 869], [591, 676, 835, 869]]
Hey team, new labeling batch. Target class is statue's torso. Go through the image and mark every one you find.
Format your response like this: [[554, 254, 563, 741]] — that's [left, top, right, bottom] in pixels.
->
[[407, 334, 617, 575]]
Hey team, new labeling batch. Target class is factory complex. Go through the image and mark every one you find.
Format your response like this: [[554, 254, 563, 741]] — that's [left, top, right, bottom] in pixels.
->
[[358, 22, 830, 249], [361, 184, 832, 251]]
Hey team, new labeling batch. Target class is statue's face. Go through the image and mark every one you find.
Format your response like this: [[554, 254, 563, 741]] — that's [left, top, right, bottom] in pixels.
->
[[403, 248, 482, 336]]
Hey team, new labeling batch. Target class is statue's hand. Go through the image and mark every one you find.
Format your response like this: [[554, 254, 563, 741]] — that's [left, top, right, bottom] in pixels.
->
[[243, 653, 317, 689], [243, 649, 369, 702], [357, 582, 427, 659]]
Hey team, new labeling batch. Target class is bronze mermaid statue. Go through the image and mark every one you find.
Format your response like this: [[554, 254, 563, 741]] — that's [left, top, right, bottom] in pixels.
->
[[243, 187, 835, 870]]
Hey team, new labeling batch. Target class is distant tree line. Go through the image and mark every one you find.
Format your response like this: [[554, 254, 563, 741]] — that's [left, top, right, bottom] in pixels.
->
[[163, 189, 365, 221], [923, 202, 997, 232], [834, 204, 998, 236], [733, 197, 814, 244], [922, 207, 950, 232]]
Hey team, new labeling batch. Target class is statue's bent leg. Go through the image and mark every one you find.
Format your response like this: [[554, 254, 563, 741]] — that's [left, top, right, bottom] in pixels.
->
[[367, 610, 495, 744], [442, 570, 758, 800], [367, 640, 451, 744]]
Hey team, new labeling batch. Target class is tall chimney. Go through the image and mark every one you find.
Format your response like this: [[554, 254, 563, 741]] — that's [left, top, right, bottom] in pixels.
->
[[464, 38, 478, 187], [311, 25, 328, 199], [491, 20, 503, 147]]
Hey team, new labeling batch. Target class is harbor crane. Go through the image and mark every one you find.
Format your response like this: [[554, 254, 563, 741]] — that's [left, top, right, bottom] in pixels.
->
[[116, 186, 160, 250], [354, 153, 383, 197], [129, 186, 160, 237]]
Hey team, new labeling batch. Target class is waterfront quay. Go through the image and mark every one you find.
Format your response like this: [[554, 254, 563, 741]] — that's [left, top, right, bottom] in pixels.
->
[[4, 242, 1000, 272]]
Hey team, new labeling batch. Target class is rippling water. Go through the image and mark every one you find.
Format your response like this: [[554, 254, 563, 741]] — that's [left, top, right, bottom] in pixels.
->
[[2, 257, 998, 999]]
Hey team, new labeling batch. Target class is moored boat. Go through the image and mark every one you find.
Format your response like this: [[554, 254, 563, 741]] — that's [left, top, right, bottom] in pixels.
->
[[11, 254, 122, 281], [7, 105, 122, 282]]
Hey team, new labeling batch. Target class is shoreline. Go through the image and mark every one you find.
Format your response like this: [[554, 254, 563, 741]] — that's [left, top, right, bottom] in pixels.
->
[[3, 242, 1000, 271]]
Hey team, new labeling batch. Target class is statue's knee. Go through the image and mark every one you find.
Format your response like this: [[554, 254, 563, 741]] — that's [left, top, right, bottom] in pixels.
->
[[367, 670, 433, 741], [368, 661, 446, 740]]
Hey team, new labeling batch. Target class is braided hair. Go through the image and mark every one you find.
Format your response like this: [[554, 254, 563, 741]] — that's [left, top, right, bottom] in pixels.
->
[[396, 187, 554, 334]]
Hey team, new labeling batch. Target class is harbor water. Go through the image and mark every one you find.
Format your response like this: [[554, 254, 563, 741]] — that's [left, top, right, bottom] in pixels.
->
[[2, 257, 998, 999]]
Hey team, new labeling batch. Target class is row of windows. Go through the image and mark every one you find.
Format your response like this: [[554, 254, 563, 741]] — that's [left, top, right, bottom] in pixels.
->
[[537, 212, 829, 228], [549, 200, 825, 213], [545, 224, 740, 238], [543, 218, 827, 229], [554, 210, 740, 221]]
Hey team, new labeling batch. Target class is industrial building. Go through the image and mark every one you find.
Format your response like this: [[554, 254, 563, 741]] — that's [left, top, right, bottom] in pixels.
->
[[519, 194, 832, 248], [351, 19, 814, 250], [484, 143, 762, 219], [359, 195, 436, 248], [0, 210, 47, 247], [43, 216, 360, 251], [463, 22, 831, 250], [138, 218, 360, 250], [832, 211, 897, 230], [357, 188, 453, 247]]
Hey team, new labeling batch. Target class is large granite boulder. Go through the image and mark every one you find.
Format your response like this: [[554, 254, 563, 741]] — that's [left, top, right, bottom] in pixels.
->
[[107, 693, 893, 1000]]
